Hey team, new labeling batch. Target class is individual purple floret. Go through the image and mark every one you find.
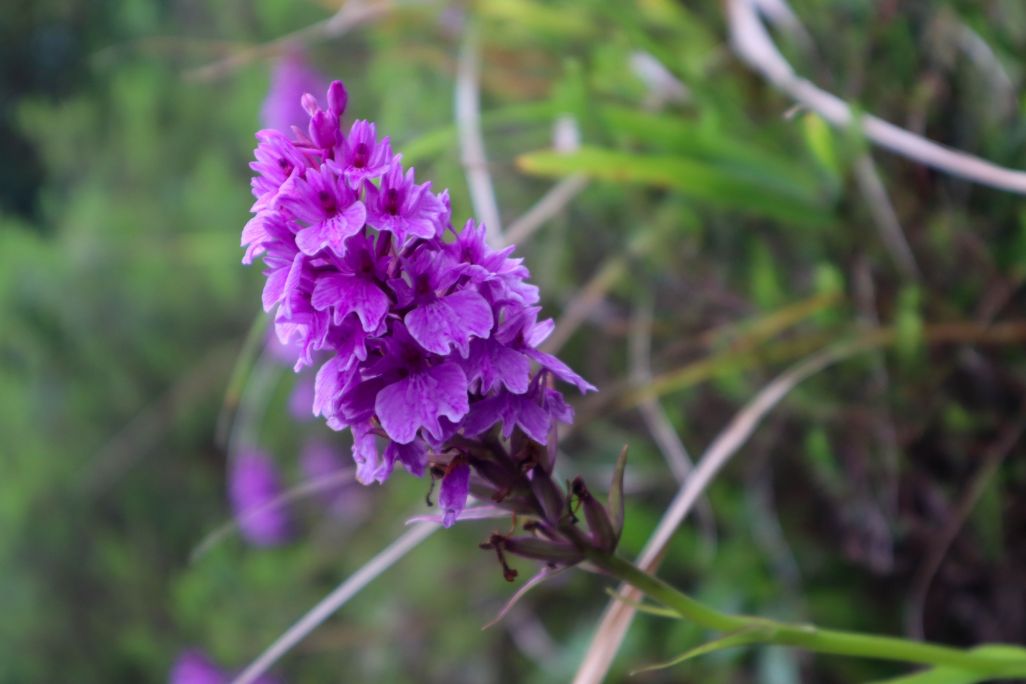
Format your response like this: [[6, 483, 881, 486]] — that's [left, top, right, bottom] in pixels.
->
[[331, 120, 393, 189], [365, 161, 447, 245], [228, 450, 291, 546], [241, 79, 595, 528], [280, 164, 366, 257]]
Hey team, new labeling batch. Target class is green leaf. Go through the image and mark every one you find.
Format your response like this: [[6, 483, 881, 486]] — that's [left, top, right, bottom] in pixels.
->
[[607, 445, 629, 541], [869, 646, 1026, 684], [894, 286, 923, 363], [802, 113, 842, 180], [870, 669, 991, 684], [600, 106, 824, 190], [479, 0, 595, 38], [517, 146, 833, 225], [603, 587, 680, 619], [630, 626, 772, 675], [399, 101, 556, 165]]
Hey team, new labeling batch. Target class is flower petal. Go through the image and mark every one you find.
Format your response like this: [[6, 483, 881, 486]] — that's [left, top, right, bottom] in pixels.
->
[[383, 440, 428, 478], [311, 273, 389, 332], [405, 289, 493, 357], [375, 363, 470, 444], [313, 354, 351, 419], [462, 338, 531, 394], [261, 263, 290, 312], [351, 422, 382, 485], [527, 348, 597, 393], [463, 391, 551, 444], [295, 201, 367, 256]]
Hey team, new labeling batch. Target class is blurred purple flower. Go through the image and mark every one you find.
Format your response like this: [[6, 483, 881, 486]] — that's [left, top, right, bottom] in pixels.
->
[[299, 438, 363, 518], [288, 375, 316, 421], [242, 79, 595, 526], [228, 450, 291, 546], [261, 52, 328, 133], [262, 328, 318, 421], [169, 650, 226, 684], [265, 325, 299, 365], [170, 649, 279, 684]]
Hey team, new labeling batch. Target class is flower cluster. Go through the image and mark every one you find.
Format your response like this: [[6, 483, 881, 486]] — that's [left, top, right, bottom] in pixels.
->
[[242, 80, 594, 526]]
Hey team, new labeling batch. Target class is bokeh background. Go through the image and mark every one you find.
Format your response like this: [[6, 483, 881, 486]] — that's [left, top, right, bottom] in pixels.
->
[[3, 1, 1026, 682]]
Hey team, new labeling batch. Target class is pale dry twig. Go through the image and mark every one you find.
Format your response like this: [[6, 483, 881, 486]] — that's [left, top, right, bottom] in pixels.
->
[[853, 154, 921, 281], [905, 399, 1026, 639], [503, 175, 589, 247], [727, 0, 1026, 194], [184, 0, 412, 82], [456, 24, 503, 246], [231, 522, 438, 684], [628, 298, 717, 545], [573, 341, 864, 683]]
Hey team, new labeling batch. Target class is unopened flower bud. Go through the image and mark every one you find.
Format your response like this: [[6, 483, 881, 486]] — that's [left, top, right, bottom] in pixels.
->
[[301, 92, 319, 117], [327, 80, 348, 118], [572, 477, 618, 553], [467, 452, 521, 496], [309, 110, 338, 150], [529, 466, 566, 525]]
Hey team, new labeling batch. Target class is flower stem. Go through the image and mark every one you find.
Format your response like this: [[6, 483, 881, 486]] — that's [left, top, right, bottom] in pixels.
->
[[586, 550, 1026, 676]]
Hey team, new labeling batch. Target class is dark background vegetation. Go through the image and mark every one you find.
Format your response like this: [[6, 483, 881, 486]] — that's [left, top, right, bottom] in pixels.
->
[[2, 1, 1025, 682]]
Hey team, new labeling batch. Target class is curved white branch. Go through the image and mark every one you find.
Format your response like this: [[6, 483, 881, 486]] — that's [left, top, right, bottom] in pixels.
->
[[727, 0, 1026, 194]]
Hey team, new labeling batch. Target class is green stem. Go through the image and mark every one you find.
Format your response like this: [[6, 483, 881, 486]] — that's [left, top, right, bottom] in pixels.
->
[[591, 551, 747, 633], [587, 551, 1026, 676]]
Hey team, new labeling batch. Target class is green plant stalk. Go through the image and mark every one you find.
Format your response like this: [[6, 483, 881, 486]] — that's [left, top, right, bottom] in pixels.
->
[[586, 550, 1026, 676]]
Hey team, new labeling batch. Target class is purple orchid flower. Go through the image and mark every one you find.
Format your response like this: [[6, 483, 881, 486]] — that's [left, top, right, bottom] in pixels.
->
[[369, 323, 472, 445], [365, 159, 446, 246], [392, 246, 494, 357], [310, 232, 390, 331], [242, 78, 595, 528], [331, 120, 393, 189], [249, 130, 310, 214]]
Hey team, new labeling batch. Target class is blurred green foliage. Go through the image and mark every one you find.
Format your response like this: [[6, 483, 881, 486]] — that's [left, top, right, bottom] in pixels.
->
[[3, 1, 1026, 682]]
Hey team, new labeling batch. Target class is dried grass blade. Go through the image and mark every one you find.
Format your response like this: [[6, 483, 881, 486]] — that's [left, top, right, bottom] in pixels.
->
[[230, 522, 438, 684]]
